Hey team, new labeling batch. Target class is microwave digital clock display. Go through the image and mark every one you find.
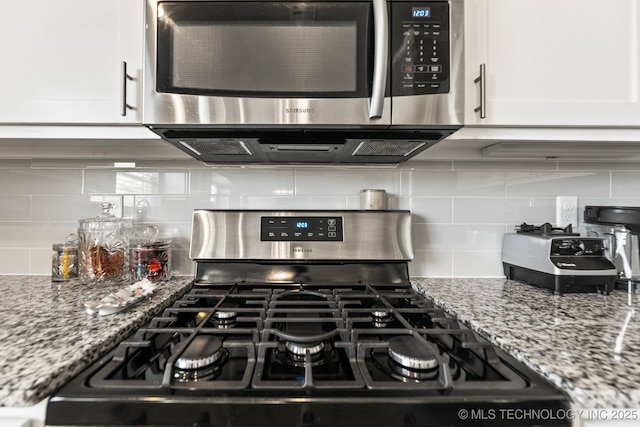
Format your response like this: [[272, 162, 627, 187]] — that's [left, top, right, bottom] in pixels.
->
[[411, 7, 431, 18]]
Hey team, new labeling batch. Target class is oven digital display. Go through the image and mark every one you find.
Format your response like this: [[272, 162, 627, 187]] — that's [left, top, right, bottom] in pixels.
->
[[261, 216, 343, 241]]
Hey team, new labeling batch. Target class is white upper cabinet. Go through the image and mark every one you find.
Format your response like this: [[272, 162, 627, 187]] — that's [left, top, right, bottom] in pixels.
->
[[465, 0, 640, 126], [0, 0, 143, 124]]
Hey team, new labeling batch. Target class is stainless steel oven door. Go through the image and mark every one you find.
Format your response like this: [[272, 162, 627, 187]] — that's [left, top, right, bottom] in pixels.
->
[[143, 0, 391, 126]]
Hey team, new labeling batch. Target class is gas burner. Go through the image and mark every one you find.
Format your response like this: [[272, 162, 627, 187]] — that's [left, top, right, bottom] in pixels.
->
[[211, 310, 238, 329], [285, 340, 325, 357], [386, 336, 439, 381], [388, 361, 439, 381], [388, 336, 438, 370], [174, 335, 229, 382], [275, 340, 333, 368], [371, 306, 393, 328], [214, 310, 238, 320], [516, 222, 579, 237]]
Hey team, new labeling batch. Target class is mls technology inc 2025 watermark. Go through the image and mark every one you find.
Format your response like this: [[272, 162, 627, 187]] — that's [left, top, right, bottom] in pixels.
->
[[457, 408, 639, 422]]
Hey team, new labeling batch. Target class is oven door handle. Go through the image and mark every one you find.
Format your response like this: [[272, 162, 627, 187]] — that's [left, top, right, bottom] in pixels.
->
[[369, 0, 388, 119]]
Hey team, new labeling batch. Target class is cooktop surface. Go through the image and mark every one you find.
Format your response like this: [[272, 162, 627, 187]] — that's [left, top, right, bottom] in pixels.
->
[[47, 280, 570, 427]]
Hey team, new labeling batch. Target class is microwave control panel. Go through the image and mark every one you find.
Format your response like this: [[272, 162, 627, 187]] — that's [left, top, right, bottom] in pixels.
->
[[261, 216, 344, 241], [391, 2, 450, 95]]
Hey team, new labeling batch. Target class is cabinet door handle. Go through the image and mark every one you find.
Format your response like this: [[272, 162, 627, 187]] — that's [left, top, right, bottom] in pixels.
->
[[121, 61, 135, 116], [473, 63, 486, 119]]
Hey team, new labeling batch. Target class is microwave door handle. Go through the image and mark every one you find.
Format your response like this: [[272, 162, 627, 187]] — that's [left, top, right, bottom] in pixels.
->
[[369, 0, 388, 119]]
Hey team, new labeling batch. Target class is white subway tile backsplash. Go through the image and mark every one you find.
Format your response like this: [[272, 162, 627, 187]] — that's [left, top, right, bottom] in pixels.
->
[[31, 195, 112, 221], [453, 197, 555, 224], [0, 169, 82, 194], [30, 248, 51, 275], [295, 169, 399, 196], [409, 250, 452, 277], [401, 197, 452, 223], [0, 196, 30, 221], [400, 170, 506, 197], [0, 159, 635, 277], [190, 169, 295, 196], [240, 196, 284, 210], [171, 248, 194, 276], [84, 170, 189, 195], [0, 222, 76, 248], [0, 248, 30, 274], [413, 224, 504, 251], [241, 196, 348, 210], [506, 171, 610, 197], [411, 224, 430, 250], [346, 195, 362, 210], [452, 250, 503, 276], [611, 172, 640, 197], [131, 195, 230, 222]]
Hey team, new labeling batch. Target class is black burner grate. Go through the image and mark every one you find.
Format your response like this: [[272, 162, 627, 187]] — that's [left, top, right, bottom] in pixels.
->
[[85, 283, 532, 393]]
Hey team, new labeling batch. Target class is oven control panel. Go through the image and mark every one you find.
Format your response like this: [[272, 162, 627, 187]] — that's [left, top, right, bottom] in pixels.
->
[[261, 216, 343, 241]]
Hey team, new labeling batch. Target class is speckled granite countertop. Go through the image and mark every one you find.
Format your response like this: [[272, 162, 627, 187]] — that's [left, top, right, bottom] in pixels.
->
[[411, 278, 640, 409], [2, 276, 639, 411], [0, 276, 192, 407]]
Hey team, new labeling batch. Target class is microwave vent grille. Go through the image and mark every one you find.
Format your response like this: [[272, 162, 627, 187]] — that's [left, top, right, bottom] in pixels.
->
[[352, 140, 426, 157], [179, 139, 253, 156]]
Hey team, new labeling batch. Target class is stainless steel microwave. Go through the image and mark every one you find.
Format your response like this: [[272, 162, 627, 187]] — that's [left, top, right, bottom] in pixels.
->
[[143, 0, 464, 164]]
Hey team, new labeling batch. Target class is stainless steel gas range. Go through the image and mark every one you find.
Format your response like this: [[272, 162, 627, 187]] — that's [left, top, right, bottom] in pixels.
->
[[46, 210, 570, 427]]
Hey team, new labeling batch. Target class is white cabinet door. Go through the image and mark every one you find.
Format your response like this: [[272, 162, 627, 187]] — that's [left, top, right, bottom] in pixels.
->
[[0, 0, 143, 124], [465, 0, 640, 126]]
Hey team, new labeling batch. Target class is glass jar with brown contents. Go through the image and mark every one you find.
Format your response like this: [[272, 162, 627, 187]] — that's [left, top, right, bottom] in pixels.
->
[[78, 203, 130, 285]]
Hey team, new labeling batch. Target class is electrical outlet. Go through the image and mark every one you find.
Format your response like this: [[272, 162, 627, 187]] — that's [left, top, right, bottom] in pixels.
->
[[556, 196, 578, 228]]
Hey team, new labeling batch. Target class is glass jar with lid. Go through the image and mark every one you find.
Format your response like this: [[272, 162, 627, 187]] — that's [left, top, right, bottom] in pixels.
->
[[51, 234, 79, 282], [78, 203, 130, 285], [128, 225, 171, 282]]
